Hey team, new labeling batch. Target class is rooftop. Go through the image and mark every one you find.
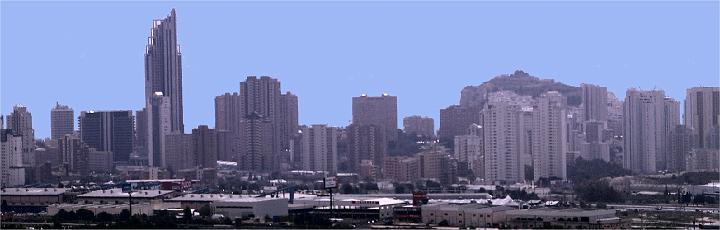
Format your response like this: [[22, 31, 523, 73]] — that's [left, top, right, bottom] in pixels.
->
[[78, 189, 174, 198], [1, 188, 69, 196], [167, 194, 285, 202], [505, 208, 616, 217]]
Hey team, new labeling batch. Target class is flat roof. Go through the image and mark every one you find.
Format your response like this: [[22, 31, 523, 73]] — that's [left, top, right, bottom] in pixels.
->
[[505, 208, 616, 217], [126, 179, 186, 183], [1, 188, 69, 196], [78, 189, 174, 198], [167, 194, 286, 203]]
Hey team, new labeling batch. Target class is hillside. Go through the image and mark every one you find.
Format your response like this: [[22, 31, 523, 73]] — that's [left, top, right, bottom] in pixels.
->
[[459, 70, 582, 107]]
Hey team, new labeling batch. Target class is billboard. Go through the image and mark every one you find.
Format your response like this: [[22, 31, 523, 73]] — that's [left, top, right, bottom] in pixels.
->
[[324, 176, 338, 189]]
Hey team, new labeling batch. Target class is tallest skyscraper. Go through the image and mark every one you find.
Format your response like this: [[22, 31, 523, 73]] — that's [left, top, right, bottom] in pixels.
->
[[144, 9, 184, 167]]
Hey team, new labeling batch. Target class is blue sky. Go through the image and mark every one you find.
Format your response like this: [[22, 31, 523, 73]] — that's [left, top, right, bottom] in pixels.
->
[[2, 1, 718, 138]]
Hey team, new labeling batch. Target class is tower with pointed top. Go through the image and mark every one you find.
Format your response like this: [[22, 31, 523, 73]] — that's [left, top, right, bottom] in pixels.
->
[[144, 9, 184, 167]]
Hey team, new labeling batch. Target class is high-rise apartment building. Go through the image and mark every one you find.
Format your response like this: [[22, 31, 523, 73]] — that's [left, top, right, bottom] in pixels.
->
[[6, 105, 35, 153], [147, 93, 172, 167], [454, 124, 483, 178], [684, 87, 720, 149], [280, 92, 299, 150], [1, 129, 25, 187], [192, 125, 218, 169], [78, 110, 134, 163], [352, 94, 398, 143], [51, 102, 74, 140], [418, 146, 457, 184], [685, 149, 720, 172], [214, 93, 242, 162], [439, 105, 481, 143], [215, 92, 242, 133], [134, 109, 148, 158], [237, 76, 282, 173], [623, 89, 667, 174], [238, 113, 274, 172], [532, 91, 567, 181], [164, 132, 193, 172], [58, 134, 89, 176], [300, 125, 338, 175], [403, 115, 434, 138], [667, 125, 694, 172], [144, 9, 184, 166], [347, 124, 387, 176], [87, 148, 113, 173], [581, 84, 608, 122], [481, 92, 531, 184], [660, 98, 681, 170], [383, 156, 420, 182], [216, 130, 235, 162]]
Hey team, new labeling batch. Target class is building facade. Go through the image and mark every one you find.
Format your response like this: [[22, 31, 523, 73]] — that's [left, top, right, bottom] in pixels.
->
[[581, 84, 608, 122], [347, 124, 387, 176], [352, 94, 398, 143], [684, 87, 720, 149], [144, 9, 185, 167], [51, 102, 74, 140], [300, 125, 338, 175], [403, 115, 434, 138], [532, 91, 567, 181], [6, 105, 35, 153], [78, 110, 134, 163], [623, 89, 668, 174], [439, 105, 481, 143]]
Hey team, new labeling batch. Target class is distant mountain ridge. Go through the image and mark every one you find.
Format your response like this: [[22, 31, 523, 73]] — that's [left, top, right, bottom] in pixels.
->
[[459, 70, 582, 107]]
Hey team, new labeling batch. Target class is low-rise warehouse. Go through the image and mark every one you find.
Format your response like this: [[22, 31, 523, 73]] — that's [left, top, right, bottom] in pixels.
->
[[166, 194, 288, 219], [1, 188, 71, 213]]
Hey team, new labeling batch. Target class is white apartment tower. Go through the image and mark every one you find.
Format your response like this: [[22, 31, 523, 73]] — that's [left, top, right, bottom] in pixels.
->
[[532, 91, 568, 181], [482, 91, 531, 184], [147, 93, 172, 167], [623, 89, 666, 174], [301, 125, 338, 175]]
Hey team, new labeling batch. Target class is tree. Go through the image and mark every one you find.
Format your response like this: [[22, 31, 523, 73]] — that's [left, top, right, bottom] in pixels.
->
[[681, 192, 693, 205], [199, 204, 213, 217], [567, 158, 632, 184], [76, 209, 95, 222], [574, 180, 624, 203], [119, 209, 131, 222], [96, 212, 114, 222], [183, 207, 192, 223], [340, 183, 358, 194]]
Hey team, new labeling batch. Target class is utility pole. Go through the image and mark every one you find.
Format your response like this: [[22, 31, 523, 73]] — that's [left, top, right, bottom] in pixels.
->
[[329, 187, 334, 218], [129, 191, 133, 216]]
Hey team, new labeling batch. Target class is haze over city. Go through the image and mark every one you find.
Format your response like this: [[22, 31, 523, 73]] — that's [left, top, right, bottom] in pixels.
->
[[1, 1, 719, 229], [2, 1, 718, 138]]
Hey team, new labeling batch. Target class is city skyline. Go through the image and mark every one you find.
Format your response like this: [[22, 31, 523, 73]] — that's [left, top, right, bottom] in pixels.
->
[[1, 3, 719, 228], [2, 1, 719, 138]]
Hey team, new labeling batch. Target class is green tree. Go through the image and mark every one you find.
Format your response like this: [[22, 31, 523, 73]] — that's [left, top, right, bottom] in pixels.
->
[[76, 209, 95, 222], [574, 180, 624, 203], [199, 204, 213, 217], [96, 211, 114, 222], [183, 207, 193, 223], [567, 157, 632, 184], [119, 209, 131, 222]]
